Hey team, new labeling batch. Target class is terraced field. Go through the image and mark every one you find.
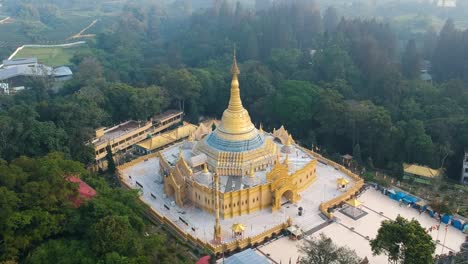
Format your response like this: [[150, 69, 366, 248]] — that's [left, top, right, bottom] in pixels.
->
[[13, 44, 89, 67]]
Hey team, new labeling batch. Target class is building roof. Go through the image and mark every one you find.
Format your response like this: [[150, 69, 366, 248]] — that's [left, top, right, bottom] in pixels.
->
[[92, 120, 148, 145], [196, 256, 211, 264], [403, 163, 441, 178], [224, 249, 270, 264], [67, 176, 97, 206], [136, 123, 197, 151], [53, 66, 73, 77], [0, 64, 52, 80], [2, 58, 37, 67], [152, 110, 183, 123], [420, 72, 432, 81]]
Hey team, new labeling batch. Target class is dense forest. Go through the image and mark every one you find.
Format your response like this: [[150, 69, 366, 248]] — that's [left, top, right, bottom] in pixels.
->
[[2, 0, 468, 179], [0, 153, 192, 263], [1, 0, 468, 262]]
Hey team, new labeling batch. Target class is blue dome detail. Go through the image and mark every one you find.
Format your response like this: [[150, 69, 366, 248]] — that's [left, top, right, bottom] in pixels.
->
[[205, 132, 265, 152]]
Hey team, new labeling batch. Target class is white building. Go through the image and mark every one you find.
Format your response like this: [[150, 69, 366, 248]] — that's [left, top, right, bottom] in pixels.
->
[[0, 58, 73, 94], [437, 0, 456, 7], [462, 150, 468, 185]]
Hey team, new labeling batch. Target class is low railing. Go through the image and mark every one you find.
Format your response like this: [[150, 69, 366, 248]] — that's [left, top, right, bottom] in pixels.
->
[[117, 152, 159, 170], [117, 144, 365, 253], [119, 167, 289, 254], [299, 147, 365, 219]]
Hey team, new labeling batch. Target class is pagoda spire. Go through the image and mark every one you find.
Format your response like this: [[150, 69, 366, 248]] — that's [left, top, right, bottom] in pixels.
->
[[227, 49, 243, 112]]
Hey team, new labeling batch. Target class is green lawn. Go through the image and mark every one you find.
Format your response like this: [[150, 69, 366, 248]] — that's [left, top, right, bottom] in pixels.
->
[[13, 45, 88, 67]]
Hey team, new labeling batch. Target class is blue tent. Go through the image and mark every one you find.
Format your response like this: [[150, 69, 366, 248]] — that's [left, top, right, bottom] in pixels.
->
[[451, 218, 464, 230], [441, 214, 452, 224], [389, 190, 406, 201]]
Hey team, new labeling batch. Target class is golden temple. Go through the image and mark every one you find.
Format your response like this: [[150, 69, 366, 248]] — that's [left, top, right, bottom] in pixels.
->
[[158, 52, 317, 241]]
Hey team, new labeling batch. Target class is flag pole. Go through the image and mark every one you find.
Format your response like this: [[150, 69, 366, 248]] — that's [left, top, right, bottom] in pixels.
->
[[440, 224, 448, 255]]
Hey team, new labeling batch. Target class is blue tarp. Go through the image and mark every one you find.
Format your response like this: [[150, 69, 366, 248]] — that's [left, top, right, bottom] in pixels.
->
[[224, 249, 270, 264], [389, 191, 419, 204], [402, 195, 419, 204], [441, 214, 452, 224], [428, 209, 435, 217], [451, 219, 464, 230], [395, 191, 406, 200]]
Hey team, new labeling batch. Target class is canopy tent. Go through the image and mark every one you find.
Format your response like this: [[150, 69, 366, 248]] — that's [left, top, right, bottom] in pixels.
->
[[287, 226, 303, 239], [336, 178, 350, 185], [336, 178, 350, 190], [231, 223, 245, 233], [346, 198, 362, 208], [345, 198, 363, 218]]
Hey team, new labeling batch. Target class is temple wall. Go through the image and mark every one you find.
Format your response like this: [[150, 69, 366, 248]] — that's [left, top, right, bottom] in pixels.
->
[[188, 158, 317, 219], [293, 159, 317, 192]]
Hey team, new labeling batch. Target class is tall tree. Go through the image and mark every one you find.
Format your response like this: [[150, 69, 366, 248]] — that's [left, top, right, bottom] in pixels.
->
[[402, 39, 420, 80], [299, 233, 361, 264], [370, 216, 435, 264], [432, 19, 461, 81], [105, 145, 116, 174], [323, 7, 339, 33], [163, 69, 201, 112]]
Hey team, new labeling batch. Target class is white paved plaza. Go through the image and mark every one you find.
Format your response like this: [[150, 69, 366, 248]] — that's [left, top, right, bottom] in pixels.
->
[[258, 188, 466, 264], [120, 153, 353, 243]]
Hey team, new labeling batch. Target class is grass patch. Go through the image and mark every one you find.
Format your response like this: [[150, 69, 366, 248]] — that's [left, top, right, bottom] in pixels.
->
[[13, 45, 89, 67]]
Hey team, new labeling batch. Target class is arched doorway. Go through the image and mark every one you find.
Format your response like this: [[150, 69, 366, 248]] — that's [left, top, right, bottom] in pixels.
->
[[281, 190, 294, 205], [273, 137, 282, 144], [272, 188, 297, 212]]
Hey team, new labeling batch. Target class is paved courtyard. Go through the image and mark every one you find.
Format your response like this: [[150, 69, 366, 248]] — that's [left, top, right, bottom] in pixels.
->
[[258, 188, 466, 264], [120, 151, 353, 243]]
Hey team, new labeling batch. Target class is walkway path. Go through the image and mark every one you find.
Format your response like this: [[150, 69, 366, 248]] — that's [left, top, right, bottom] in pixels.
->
[[67, 19, 98, 40], [0, 16, 11, 24]]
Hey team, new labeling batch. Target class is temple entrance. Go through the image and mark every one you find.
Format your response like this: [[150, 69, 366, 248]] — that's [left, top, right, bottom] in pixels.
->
[[166, 184, 176, 199], [281, 190, 294, 205], [272, 188, 297, 212]]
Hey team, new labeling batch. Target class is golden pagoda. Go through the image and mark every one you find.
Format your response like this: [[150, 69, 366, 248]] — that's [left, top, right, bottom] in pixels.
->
[[193, 51, 277, 176], [159, 51, 318, 219]]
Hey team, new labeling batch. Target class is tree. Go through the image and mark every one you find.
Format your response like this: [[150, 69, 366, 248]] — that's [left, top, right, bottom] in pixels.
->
[[299, 233, 361, 264], [353, 144, 362, 164], [163, 69, 201, 112], [401, 39, 420, 80], [323, 7, 339, 33], [370, 216, 435, 264], [92, 215, 133, 255], [75, 57, 104, 86], [105, 145, 116, 174]]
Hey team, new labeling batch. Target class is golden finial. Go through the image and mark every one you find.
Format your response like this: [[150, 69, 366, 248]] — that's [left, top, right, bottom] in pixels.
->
[[284, 154, 290, 166], [227, 48, 243, 112], [231, 48, 240, 76], [203, 163, 209, 173], [259, 123, 264, 134]]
